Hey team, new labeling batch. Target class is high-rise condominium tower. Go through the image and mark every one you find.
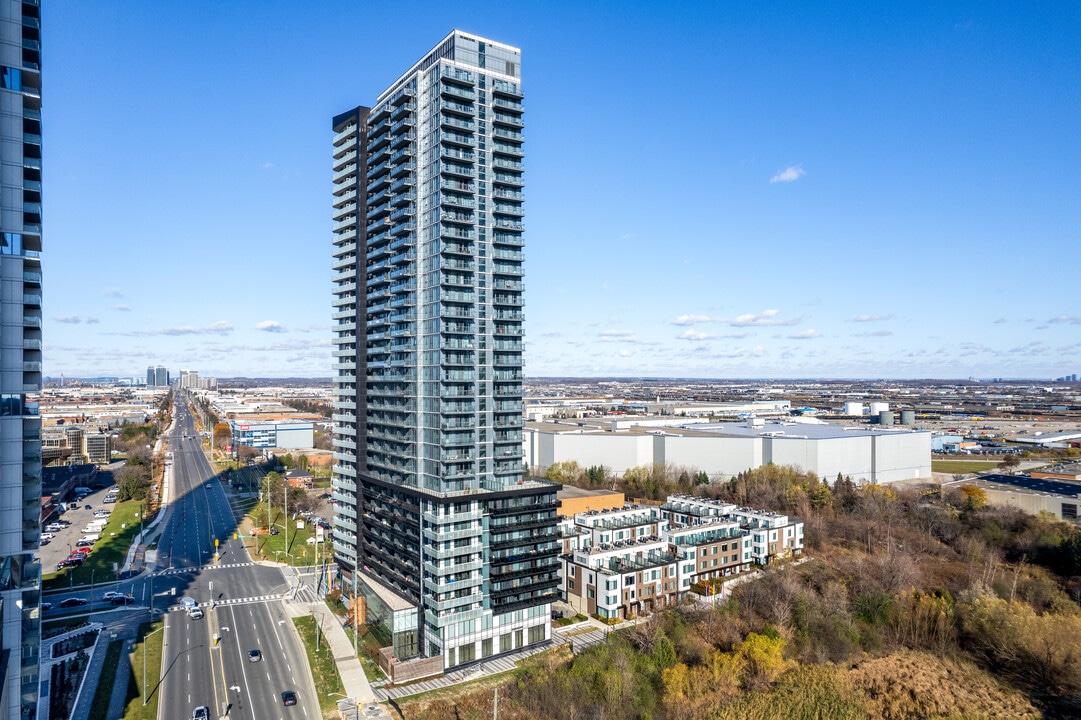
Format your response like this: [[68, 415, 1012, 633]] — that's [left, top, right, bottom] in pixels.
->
[[332, 31, 559, 671], [0, 1, 42, 716]]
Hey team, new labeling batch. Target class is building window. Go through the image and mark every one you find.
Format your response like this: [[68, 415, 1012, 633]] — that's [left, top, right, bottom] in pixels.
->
[[482, 638, 493, 657], [528, 624, 545, 644], [1064, 503, 1078, 519], [712, 546, 718, 555], [568, 579, 574, 590], [587, 588, 594, 599], [459, 643, 476, 663], [499, 633, 512, 652]]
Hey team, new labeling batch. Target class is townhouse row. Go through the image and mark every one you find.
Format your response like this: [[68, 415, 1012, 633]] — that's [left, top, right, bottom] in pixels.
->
[[558, 494, 803, 619]]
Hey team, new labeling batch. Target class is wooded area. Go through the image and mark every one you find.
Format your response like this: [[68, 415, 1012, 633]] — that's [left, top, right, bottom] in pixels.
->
[[404, 465, 1081, 719]]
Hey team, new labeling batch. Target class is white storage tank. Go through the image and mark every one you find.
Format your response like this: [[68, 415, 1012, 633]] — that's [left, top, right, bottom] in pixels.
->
[[843, 402, 865, 416], [869, 401, 889, 415]]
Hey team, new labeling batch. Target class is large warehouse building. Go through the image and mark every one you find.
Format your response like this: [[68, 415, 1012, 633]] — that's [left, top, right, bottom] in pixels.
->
[[524, 419, 931, 484]]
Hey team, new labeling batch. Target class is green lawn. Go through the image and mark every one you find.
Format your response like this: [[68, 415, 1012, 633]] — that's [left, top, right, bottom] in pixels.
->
[[292, 616, 345, 717], [122, 620, 164, 720], [245, 501, 328, 566], [43, 501, 148, 591], [931, 460, 1003, 474], [88, 640, 124, 720]]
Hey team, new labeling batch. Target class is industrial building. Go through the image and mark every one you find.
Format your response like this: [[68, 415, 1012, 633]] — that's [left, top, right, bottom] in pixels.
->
[[944, 474, 1080, 521], [525, 418, 932, 484], [331, 31, 558, 679]]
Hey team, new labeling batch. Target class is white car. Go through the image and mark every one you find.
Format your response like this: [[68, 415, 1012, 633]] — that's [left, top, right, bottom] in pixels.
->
[[102, 591, 123, 601], [40, 533, 54, 540]]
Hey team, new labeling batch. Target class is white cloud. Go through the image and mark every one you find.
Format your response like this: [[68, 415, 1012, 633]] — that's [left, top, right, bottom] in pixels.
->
[[677, 329, 714, 341], [853, 313, 892, 322], [1049, 315, 1081, 325], [599, 330, 636, 342], [713, 345, 766, 358], [111, 320, 234, 337], [54, 315, 99, 324], [769, 164, 805, 183], [672, 314, 713, 326], [618, 350, 632, 357], [103, 288, 124, 298], [720, 332, 750, 339], [730, 309, 800, 327], [855, 329, 893, 337], [789, 328, 822, 339], [114, 304, 131, 312], [256, 320, 286, 333]]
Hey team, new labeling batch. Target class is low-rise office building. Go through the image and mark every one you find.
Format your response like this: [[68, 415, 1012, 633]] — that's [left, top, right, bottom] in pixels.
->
[[229, 420, 314, 450]]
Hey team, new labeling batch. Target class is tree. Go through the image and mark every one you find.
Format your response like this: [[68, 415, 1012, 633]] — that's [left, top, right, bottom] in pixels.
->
[[213, 422, 232, 451], [999, 454, 1021, 472], [960, 485, 988, 512], [544, 460, 583, 484], [115, 464, 149, 502]]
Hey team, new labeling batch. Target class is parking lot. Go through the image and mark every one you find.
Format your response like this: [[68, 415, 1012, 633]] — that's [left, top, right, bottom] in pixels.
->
[[40, 485, 120, 573]]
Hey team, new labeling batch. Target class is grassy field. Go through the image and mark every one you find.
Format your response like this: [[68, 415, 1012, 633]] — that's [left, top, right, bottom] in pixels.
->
[[122, 620, 164, 720], [43, 500, 148, 591], [292, 616, 345, 718], [931, 459, 1002, 474], [244, 501, 328, 566], [88, 640, 124, 720]]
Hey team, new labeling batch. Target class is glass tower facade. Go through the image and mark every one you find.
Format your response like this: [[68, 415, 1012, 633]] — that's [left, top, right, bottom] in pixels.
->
[[0, 1, 42, 716], [332, 31, 559, 670]]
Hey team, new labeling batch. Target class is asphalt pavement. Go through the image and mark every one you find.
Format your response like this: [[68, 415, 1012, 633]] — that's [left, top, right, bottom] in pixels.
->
[[156, 399, 321, 720]]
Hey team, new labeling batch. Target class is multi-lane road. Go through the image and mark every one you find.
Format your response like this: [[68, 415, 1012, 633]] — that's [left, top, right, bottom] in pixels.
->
[[156, 396, 321, 720]]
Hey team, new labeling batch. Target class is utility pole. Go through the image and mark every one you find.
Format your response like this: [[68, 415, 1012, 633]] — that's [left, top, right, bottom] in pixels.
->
[[352, 565, 358, 659], [493, 687, 498, 720]]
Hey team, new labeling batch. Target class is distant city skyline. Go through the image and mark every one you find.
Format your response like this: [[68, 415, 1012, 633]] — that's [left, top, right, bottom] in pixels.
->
[[43, 2, 1080, 379]]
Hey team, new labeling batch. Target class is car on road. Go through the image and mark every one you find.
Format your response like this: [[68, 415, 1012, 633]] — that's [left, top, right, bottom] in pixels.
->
[[110, 595, 135, 605], [103, 591, 123, 601], [59, 598, 88, 608], [248, 649, 261, 662], [193, 706, 209, 720], [187, 608, 204, 620], [281, 691, 297, 706], [180, 596, 198, 610], [40, 602, 52, 611]]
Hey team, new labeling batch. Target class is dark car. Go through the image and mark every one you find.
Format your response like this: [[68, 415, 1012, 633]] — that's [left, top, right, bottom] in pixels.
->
[[59, 598, 88, 608], [281, 691, 297, 706], [193, 707, 209, 720], [84, 504, 92, 510], [269, 527, 279, 536], [248, 649, 261, 662], [40, 602, 52, 611], [110, 595, 135, 605]]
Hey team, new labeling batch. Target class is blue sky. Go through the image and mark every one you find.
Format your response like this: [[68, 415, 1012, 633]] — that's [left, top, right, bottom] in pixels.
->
[[42, 1, 1080, 379]]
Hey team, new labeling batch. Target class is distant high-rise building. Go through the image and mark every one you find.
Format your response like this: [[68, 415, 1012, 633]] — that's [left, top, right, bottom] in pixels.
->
[[147, 365, 169, 387], [331, 31, 558, 672], [0, 1, 43, 715]]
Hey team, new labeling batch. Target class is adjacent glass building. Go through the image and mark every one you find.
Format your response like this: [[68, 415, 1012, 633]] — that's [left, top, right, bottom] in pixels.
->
[[0, 1, 42, 716], [332, 31, 559, 671]]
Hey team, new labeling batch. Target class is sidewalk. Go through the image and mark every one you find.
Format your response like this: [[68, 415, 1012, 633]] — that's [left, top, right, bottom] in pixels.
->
[[281, 598, 376, 704]]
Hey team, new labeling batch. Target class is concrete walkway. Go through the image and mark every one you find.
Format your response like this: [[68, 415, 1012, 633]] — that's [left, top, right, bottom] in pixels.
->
[[281, 598, 376, 705]]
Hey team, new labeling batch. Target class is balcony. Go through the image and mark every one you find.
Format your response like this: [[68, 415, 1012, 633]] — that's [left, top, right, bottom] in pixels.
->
[[493, 113, 524, 128], [440, 99, 475, 117], [440, 82, 475, 102], [440, 115, 475, 132], [440, 162, 475, 179]]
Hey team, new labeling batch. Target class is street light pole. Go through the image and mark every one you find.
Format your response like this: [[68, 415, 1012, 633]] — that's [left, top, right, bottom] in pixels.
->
[[143, 623, 166, 705]]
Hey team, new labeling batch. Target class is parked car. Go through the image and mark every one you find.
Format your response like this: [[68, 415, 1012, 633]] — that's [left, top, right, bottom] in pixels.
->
[[40, 533, 53, 540], [59, 598, 88, 608], [84, 504, 92, 510], [103, 495, 116, 504]]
